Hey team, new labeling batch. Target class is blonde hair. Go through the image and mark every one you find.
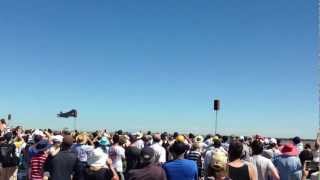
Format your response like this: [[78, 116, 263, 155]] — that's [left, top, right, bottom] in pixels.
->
[[76, 133, 88, 144]]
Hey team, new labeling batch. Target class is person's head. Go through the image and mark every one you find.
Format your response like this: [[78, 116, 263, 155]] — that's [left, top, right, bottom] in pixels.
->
[[62, 135, 74, 150], [4, 132, 13, 142], [213, 138, 221, 148], [0, 119, 6, 125], [98, 136, 110, 147], [228, 140, 243, 161], [191, 142, 200, 151], [119, 135, 127, 146], [173, 132, 179, 139], [292, 136, 301, 145], [35, 140, 51, 154], [113, 134, 120, 144], [76, 133, 88, 144], [140, 147, 155, 167], [276, 138, 282, 147], [222, 136, 228, 143], [210, 151, 228, 180], [161, 132, 168, 141], [116, 130, 123, 135], [153, 133, 161, 143], [189, 133, 195, 139], [169, 141, 188, 159], [176, 135, 185, 143], [87, 148, 108, 168], [251, 140, 264, 155], [304, 143, 311, 150], [281, 144, 299, 156], [52, 135, 64, 147]]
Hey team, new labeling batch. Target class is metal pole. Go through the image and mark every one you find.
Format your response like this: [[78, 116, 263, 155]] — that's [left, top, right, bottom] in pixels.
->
[[74, 118, 77, 131], [215, 110, 218, 135], [318, 0, 320, 130]]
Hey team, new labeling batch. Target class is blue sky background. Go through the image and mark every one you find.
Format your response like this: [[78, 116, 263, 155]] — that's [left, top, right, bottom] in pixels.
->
[[0, 0, 318, 138]]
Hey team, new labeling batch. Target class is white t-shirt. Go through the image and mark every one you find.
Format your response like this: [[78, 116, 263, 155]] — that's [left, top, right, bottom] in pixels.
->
[[132, 139, 144, 149], [250, 155, 276, 180], [150, 142, 166, 163], [109, 145, 125, 172], [313, 149, 320, 162]]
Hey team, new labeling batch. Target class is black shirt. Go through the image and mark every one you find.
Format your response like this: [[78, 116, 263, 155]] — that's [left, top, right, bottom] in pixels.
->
[[84, 167, 114, 180], [44, 149, 78, 180], [228, 164, 250, 180], [0, 143, 18, 167]]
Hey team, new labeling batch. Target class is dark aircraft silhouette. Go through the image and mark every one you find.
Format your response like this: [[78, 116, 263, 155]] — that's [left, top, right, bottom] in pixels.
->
[[57, 109, 77, 118]]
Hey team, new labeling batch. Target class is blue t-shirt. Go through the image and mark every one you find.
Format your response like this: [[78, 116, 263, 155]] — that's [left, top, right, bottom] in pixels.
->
[[272, 155, 302, 180], [163, 159, 198, 180]]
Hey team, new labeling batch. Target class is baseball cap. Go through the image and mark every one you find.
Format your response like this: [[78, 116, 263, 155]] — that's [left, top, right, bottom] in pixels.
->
[[140, 147, 155, 162]]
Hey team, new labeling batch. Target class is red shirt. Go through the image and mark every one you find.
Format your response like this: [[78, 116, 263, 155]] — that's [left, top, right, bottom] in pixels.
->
[[30, 152, 48, 180]]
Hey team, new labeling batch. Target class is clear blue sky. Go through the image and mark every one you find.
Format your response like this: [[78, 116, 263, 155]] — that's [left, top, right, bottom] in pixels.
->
[[0, 0, 317, 138]]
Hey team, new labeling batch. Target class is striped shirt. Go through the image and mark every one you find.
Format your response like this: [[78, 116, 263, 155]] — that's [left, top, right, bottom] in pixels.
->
[[30, 152, 48, 180], [186, 150, 202, 168]]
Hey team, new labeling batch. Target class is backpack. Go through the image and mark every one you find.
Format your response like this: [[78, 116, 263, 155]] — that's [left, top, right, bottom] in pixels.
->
[[0, 143, 19, 167]]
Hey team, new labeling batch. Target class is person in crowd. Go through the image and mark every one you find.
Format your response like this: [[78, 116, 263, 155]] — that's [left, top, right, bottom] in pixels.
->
[[13, 126, 26, 158], [143, 134, 153, 147], [0, 132, 19, 180], [49, 135, 63, 156], [163, 141, 198, 180], [299, 143, 313, 165], [292, 136, 304, 154], [186, 142, 202, 178], [28, 132, 44, 164], [273, 143, 302, 180], [30, 140, 51, 180], [161, 132, 170, 162], [131, 132, 144, 149], [313, 139, 320, 163], [109, 134, 126, 180], [299, 143, 316, 178], [249, 140, 279, 180], [98, 136, 110, 154], [0, 119, 7, 136], [43, 135, 78, 180], [206, 151, 230, 180], [125, 146, 141, 174], [126, 147, 167, 180], [221, 136, 229, 152], [72, 133, 94, 180], [150, 133, 166, 164], [262, 138, 281, 159], [228, 140, 257, 180], [204, 137, 227, 172], [239, 136, 251, 161], [84, 148, 119, 180]]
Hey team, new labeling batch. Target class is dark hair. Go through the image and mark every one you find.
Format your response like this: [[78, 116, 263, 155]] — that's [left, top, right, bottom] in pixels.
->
[[276, 138, 281, 146], [304, 143, 311, 149], [228, 140, 243, 161], [113, 134, 120, 144], [0, 119, 6, 124], [169, 142, 188, 156], [173, 132, 179, 138], [161, 132, 168, 140], [213, 139, 221, 148], [292, 136, 301, 145], [189, 133, 195, 139], [222, 136, 228, 143], [251, 140, 264, 155]]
